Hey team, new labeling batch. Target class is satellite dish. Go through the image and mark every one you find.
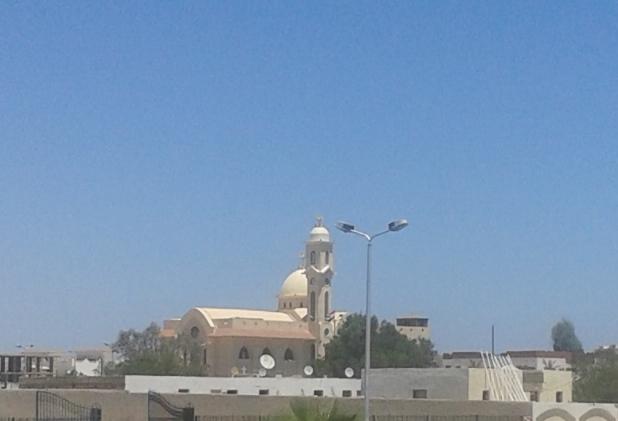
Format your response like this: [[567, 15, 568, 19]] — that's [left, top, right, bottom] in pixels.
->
[[259, 354, 276, 370], [303, 365, 314, 376], [230, 366, 239, 377], [258, 368, 267, 377], [344, 367, 354, 378]]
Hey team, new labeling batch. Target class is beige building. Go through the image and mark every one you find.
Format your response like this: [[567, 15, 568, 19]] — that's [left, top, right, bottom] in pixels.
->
[[163, 218, 348, 377], [368, 367, 572, 403], [396, 315, 431, 341]]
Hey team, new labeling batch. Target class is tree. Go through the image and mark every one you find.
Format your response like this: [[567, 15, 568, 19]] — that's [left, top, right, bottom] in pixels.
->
[[574, 349, 618, 403], [108, 323, 204, 376], [551, 318, 583, 352], [319, 314, 435, 378]]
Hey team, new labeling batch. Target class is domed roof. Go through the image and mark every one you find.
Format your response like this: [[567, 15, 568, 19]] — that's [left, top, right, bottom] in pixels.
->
[[279, 269, 308, 297], [309, 217, 330, 242]]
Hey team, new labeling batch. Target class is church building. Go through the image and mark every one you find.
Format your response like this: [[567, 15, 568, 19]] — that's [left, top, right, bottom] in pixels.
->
[[162, 218, 348, 377]]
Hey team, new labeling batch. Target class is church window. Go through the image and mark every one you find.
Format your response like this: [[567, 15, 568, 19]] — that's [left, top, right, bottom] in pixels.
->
[[324, 292, 329, 317], [238, 347, 249, 360], [310, 251, 316, 265], [262, 348, 272, 356], [325, 252, 329, 264], [190, 326, 199, 338], [310, 292, 316, 319], [203, 349, 208, 365], [283, 303, 286, 309], [284, 348, 294, 361]]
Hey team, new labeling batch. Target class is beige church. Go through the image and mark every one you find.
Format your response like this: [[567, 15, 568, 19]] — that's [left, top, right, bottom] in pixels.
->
[[162, 218, 348, 377]]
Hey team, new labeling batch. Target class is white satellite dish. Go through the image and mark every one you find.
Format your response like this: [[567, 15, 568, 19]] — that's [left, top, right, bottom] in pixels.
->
[[303, 365, 314, 376], [344, 367, 354, 378], [258, 368, 267, 377], [259, 354, 276, 370]]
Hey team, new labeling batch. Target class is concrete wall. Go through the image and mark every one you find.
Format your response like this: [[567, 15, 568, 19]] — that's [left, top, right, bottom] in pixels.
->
[[0, 390, 533, 421], [533, 403, 618, 421], [125, 375, 361, 397], [368, 368, 471, 400]]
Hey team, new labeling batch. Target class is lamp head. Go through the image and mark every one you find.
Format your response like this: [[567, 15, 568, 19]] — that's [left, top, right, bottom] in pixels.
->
[[336, 221, 355, 233], [388, 219, 408, 232]]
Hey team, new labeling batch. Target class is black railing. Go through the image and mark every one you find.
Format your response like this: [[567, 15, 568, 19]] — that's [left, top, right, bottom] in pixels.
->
[[35, 390, 101, 421], [148, 391, 195, 421]]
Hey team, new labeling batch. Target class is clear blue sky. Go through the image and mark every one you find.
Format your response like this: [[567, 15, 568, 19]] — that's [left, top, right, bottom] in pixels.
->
[[1, 2, 617, 353]]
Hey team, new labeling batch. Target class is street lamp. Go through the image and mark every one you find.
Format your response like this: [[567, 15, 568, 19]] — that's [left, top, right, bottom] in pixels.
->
[[336, 219, 408, 421]]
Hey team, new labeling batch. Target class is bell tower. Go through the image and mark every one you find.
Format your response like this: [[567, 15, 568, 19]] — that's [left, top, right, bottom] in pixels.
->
[[305, 217, 334, 357]]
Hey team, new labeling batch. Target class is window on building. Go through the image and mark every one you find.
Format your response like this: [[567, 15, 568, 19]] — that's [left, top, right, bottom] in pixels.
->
[[482, 390, 490, 401], [314, 390, 324, 397], [262, 347, 272, 356], [284, 348, 294, 361], [178, 388, 190, 393], [413, 389, 428, 399], [310, 251, 316, 265], [210, 389, 222, 394], [530, 391, 539, 402], [283, 303, 286, 309], [324, 292, 329, 318], [259, 389, 269, 395], [325, 252, 329, 264], [356, 390, 363, 397], [227, 390, 238, 395], [556, 391, 563, 403], [342, 390, 352, 397], [310, 344, 316, 361], [190, 326, 199, 338], [203, 349, 207, 366], [310, 292, 316, 319], [238, 347, 250, 360]]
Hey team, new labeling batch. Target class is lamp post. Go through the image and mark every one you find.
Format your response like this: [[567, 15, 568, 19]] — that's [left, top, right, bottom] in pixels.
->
[[336, 219, 408, 421]]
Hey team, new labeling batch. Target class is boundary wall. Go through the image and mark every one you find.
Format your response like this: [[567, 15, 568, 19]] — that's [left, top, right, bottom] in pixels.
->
[[0, 391, 530, 421]]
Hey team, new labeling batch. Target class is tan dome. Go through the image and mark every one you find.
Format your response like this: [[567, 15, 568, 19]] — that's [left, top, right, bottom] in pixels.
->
[[309, 225, 330, 242], [279, 269, 308, 297]]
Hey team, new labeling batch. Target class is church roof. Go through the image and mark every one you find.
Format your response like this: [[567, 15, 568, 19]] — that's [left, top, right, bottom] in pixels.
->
[[211, 327, 315, 340], [195, 307, 296, 323]]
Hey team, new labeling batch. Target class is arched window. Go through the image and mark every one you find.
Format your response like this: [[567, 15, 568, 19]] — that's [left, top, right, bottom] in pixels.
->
[[324, 291, 329, 318], [325, 252, 329, 264], [283, 302, 286, 309], [262, 347, 272, 356], [284, 348, 294, 361], [310, 292, 316, 319], [190, 326, 199, 338], [310, 251, 316, 265], [238, 347, 249, 360]]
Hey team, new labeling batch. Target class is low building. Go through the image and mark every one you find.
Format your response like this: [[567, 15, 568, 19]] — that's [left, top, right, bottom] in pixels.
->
[[367, 367, 572, 403], [124, 375, 361, 397]]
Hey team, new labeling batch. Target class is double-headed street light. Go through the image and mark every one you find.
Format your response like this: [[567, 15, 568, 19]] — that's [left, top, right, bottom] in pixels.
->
[[336, 219, 408, 421]]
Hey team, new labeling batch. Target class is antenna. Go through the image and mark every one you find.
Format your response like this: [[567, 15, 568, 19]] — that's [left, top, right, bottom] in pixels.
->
[[344, 367, 354, 378], [303, 365, 314, 376], [259, 354, 276, 370]]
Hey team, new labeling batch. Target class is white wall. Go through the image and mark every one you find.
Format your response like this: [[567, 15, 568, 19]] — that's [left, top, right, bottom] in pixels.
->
[[125, 375, 361, 398]]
